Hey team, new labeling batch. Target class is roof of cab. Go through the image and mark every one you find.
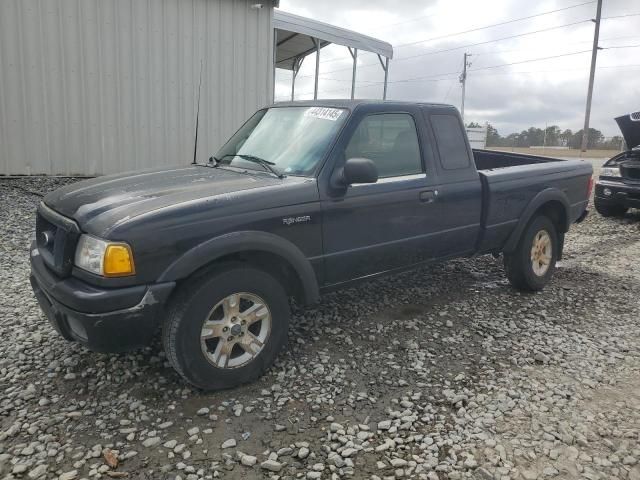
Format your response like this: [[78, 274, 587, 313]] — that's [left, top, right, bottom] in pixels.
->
[[270, 99, 457, 110]]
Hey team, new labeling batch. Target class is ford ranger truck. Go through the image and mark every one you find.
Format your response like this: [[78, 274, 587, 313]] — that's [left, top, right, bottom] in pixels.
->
[[594, 111, 640, 217], [30, 101, 593, 390]]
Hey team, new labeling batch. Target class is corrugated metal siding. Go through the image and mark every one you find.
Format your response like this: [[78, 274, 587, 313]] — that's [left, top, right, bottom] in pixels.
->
[[0, 0, 274, 175]]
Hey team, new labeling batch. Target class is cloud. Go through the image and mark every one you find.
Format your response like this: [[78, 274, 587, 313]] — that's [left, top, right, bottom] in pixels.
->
[[276, 0, 640, 136]]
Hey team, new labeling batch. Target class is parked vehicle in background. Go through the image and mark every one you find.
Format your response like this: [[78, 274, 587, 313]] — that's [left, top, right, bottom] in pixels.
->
[[30, 100, 592, 390], [595, 112, 640, 217]]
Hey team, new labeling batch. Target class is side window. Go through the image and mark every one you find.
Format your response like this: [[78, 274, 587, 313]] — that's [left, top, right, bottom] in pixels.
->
[[431, 114, 470, 170], [344, 113, 422, 178]]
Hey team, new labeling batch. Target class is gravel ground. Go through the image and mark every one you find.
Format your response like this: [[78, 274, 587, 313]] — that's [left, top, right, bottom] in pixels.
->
[[1, 172, 639, 480]]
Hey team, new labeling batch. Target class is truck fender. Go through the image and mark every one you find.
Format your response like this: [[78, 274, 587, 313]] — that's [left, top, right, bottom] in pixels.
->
[[502, 188, 570, 254], [157, 231, 320, 305]]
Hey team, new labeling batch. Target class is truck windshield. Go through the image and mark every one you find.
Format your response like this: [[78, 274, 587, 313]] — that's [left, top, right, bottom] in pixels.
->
[[214, 106, 347, 176]]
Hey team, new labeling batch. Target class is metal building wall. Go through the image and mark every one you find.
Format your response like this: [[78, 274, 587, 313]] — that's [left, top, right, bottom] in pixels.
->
[[0, 0, 274, 175]]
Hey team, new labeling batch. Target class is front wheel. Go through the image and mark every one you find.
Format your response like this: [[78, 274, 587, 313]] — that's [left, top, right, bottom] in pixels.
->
[[594, 198, 627, 218], [504, 215, 558, 292], [163, 265, 290, 390]]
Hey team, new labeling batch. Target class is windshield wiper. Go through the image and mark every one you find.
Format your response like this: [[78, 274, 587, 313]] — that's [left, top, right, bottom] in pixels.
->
[[216, 154, 284, 178]]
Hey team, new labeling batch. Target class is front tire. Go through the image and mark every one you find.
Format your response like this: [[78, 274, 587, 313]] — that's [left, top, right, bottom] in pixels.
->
[[504, 215, 558, 292], [594, 198, 627, 217], [163, 265, 290, 390]]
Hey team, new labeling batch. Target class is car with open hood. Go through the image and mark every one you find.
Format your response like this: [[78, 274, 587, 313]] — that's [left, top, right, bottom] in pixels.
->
[[594, 112, 640, 217]]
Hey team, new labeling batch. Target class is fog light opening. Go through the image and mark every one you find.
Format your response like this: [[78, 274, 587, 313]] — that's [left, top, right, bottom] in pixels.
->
[[603, 188, 612, 197]]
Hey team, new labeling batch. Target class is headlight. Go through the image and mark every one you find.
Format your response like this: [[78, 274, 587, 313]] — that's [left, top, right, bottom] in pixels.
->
[[74, 234, 135, 277], [600, 167, 621, 178]]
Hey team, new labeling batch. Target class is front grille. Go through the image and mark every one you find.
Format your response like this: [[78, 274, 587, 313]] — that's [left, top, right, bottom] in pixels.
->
[[628, 192, 640, 201], [620, 161, 640, 181], [35, 203, 80, 277]]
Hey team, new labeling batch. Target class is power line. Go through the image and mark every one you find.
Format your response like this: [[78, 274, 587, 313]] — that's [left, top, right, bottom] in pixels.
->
[[307, 22, 640, 77], [470, 49, 592, 72], [394, 0, 596, 49], [295, 9, 640, 67], [462, 34, 640, 56], [460, 63, 640, 78], [601, 13, 640, 20], [291, 41, 638, 88], [602, 44, 640, 49], [307, 49, 594, 88], [338, 50, 593, 85], [295, 19, 592, 79], [304, 1, 598, 67]]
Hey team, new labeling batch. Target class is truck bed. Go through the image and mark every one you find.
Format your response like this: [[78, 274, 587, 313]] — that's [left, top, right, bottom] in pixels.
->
[[472, 148, 559, 170], [471, 149, 592, 255]]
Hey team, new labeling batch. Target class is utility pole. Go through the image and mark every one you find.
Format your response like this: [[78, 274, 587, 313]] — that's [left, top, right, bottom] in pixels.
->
[[580, 0, 603, 152], [459, 53, 472, 122]]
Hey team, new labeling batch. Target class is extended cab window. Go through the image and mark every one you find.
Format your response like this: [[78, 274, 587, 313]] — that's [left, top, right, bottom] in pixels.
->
[[345, 113, 422, 178], [431, 114, 470, 170]]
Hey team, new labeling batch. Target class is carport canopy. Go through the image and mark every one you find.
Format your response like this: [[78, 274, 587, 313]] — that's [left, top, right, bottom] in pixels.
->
[[273, 10, 393, 100]]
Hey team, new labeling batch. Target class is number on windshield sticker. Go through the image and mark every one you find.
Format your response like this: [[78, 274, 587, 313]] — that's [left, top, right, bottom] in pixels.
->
[[304, 107, 343, 122]]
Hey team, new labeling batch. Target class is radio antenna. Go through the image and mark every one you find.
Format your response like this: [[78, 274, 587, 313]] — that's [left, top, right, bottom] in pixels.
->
[[192, 60, 203, 165]]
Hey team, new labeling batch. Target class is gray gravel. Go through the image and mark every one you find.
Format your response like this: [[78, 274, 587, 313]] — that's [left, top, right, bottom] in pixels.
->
[[1, 175, 639, 480]]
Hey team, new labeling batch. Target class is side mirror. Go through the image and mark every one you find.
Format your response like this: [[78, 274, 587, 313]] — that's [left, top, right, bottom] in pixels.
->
[[340, 158, 378, 186]]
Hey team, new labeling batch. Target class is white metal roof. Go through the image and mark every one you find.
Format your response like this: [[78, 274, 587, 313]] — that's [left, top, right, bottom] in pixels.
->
[[273, 10, 393, 70]]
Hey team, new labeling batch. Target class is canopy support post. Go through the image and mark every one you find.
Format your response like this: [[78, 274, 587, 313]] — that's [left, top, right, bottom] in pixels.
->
[[313, 38, 320, 100], [291, 57, 303, 101], [383, 57, 389, 100], [348, 47, 358, 100], [378, 54, 389, 100], [272, 30, 277, 102]]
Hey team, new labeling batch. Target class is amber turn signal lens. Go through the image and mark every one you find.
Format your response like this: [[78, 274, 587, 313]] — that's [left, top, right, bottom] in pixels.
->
[[103, 244, 135, 276]]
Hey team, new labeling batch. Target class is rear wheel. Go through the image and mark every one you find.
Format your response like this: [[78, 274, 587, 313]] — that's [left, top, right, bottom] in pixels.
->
[[594, 198, 627, 217], [163, 265, 290, 390], [504, 215, 558, 291]]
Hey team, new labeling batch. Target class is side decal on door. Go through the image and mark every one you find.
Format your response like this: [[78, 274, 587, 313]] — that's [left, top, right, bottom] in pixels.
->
[[282, 215, 311, 226]]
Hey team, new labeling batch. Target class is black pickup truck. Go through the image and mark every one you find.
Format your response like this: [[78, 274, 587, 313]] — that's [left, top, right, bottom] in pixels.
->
[[594, 111, 640, 217], [30, 100, 592, 390]]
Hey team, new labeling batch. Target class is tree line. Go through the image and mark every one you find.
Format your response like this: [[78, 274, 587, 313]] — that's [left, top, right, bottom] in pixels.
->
[[466, 122, 625, 150]]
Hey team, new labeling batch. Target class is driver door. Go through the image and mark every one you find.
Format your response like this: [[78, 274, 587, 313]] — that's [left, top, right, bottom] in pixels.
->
[[320, 110, 441, 285]]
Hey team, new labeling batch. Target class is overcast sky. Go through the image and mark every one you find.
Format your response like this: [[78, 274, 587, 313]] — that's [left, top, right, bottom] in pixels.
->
[[275, 0, 639, 137]]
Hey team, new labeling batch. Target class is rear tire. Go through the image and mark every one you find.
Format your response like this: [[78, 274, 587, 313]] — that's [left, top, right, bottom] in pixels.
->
[[594, 198, 627, 217], [163, 265, 290, 390], [504, 215, 558, 292]]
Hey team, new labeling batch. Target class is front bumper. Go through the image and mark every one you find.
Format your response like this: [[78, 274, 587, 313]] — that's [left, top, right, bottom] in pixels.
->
[[595, 180, 640, 209], [30, 242, 175, 352]]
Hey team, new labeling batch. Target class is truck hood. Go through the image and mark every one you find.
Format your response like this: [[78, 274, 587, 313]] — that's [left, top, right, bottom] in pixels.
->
[[44, 166, 283, 231], [615, 112, 640, 149]]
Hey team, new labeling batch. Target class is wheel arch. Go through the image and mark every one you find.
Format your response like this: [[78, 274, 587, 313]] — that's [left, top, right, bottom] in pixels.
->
[[503, 188, 570, 254], [158, 231, 320, 306]]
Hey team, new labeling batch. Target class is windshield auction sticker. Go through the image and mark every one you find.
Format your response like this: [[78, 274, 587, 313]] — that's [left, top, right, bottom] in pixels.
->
[[304, 107, 343, 121]]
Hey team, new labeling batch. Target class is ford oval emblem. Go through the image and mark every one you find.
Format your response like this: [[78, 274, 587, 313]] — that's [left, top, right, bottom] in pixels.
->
[[40, 231, 53, 246]]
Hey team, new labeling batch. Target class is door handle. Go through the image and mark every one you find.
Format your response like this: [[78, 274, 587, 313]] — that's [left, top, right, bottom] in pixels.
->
[[419, 190, 438, 203]]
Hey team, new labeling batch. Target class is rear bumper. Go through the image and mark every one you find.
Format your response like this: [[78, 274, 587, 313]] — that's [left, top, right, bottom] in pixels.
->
[[30, 242, 175, 352], [595, 180, 640, 208]]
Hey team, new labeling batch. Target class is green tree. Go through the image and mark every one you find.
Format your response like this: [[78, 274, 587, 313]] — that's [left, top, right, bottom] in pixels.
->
[[559, 129, 573, 147], [486, 123, 502, 147], [544, 125, 561, 146], [570, 128, 604, 149]]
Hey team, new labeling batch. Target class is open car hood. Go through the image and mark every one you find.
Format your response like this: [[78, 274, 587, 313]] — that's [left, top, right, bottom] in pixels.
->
[[615, 112, 640, 149]]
